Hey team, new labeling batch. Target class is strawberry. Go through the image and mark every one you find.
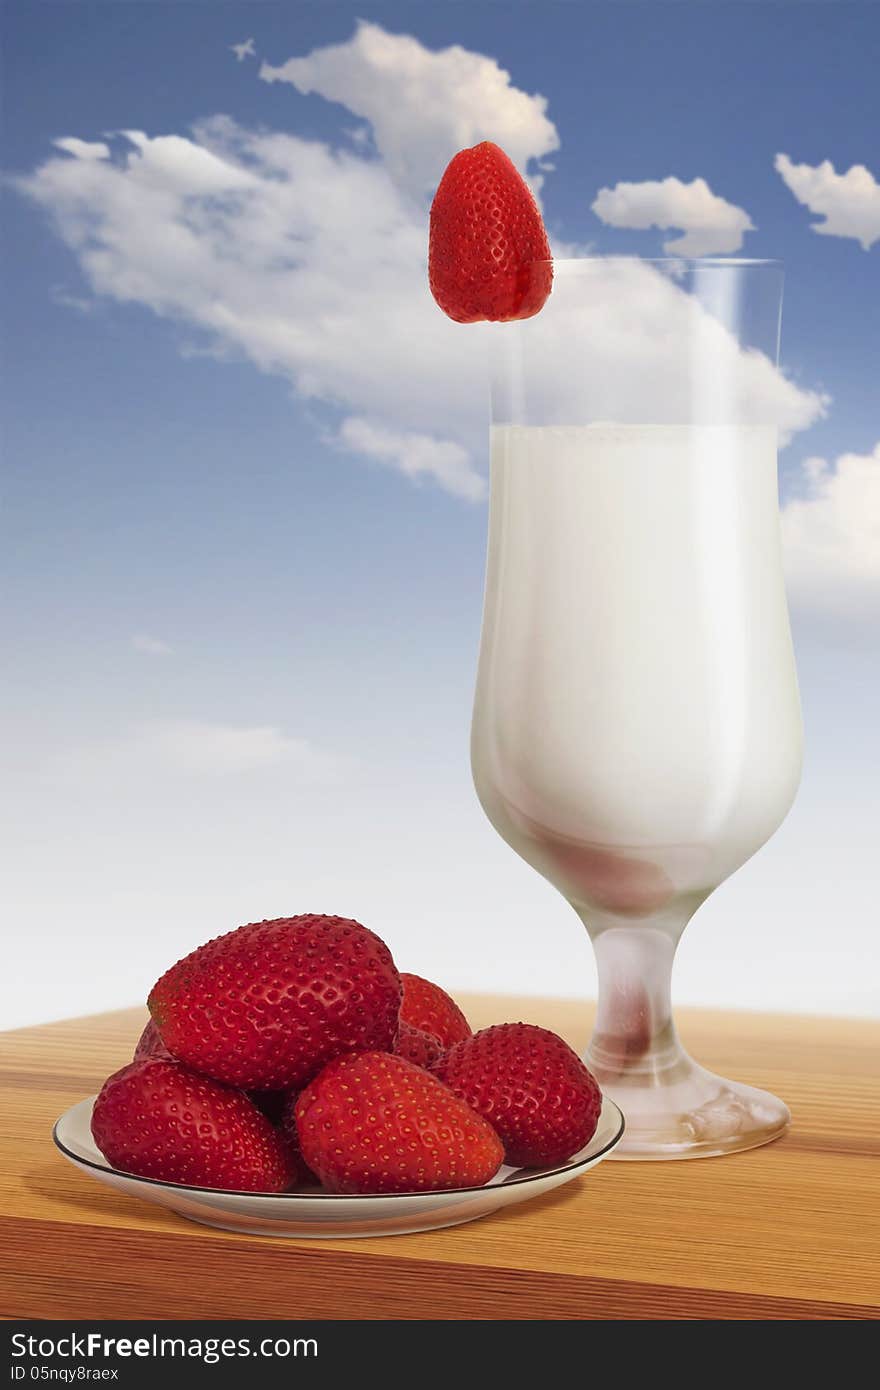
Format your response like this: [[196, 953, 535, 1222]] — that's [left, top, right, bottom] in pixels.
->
[[295, 1052, 504, 1194], [148, 915, 401, 1090], [429, 141, 552, 323], [91, 1059, 296, 1192], [276, 1092, 318, 1186], [589, 980, 654, 1079], [133, 1019, 174, 1063], [247, 1089, 288, 1126], [393, 1018, 445, 1070], [136, 1025, 305, 1128], [244, 1089, 315, 1184], [435, 1023, 602, 1168], [399, 972, 471, 1048]]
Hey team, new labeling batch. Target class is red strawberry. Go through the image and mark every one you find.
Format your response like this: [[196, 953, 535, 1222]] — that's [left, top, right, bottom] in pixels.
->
[[589, 980, 654, 1079], [393, 1018, 445, 1070], [400, 972, 471, 1049], [277, 1092, 318, 1186], [245, 1089, 315, 1184], [91, 1060, 296, 1192], [429, 141, 552, 323], [295, 1052, 504, 1194], [133, 1019, 174, 1063], [148, 915, 401, 1090], [435, 1023, 602, 1168], [247, 1089, 288, 1127]]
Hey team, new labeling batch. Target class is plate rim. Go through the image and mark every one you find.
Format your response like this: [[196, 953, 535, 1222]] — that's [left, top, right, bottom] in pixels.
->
[[53, 1095, 625, 1202]]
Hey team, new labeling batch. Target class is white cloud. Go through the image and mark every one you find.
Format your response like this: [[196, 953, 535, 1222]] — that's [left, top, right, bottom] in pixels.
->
[[131, 634, 172, 656], [15, 114, 497, 498], [142, 720, 342, 777], [15, 25, 824, 499], [782, 444, 880, 619], [53, 137, 110, 161], [259, 19, 558, 199], [592, 176, 755, 256], [511, 258, 827, 445], [337, 417, 486, 500], [774, 153, 880, 251], [55, 719, 346, 780], [49, 284, 94, 314], [116, 128, 257, 195]]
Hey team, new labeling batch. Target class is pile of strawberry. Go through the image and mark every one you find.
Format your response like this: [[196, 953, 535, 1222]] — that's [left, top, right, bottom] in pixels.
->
[[92, 147, 566, 1199], [91, 915, 602, 1195]]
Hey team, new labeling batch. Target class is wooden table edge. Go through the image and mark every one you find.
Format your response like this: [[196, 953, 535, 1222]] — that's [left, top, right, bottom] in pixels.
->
[[2, 1213, 875, 1321]]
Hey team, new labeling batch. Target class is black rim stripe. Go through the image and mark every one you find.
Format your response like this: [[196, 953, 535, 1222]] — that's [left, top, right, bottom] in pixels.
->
[[52, 1099, 625, 1202]]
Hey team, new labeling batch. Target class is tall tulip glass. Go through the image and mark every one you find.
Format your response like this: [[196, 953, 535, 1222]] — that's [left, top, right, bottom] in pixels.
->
[[472, 259, 803, 1159]]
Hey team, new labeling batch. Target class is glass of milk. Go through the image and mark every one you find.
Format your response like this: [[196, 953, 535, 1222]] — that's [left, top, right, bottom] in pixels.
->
[[473, 258, 803, 1159]]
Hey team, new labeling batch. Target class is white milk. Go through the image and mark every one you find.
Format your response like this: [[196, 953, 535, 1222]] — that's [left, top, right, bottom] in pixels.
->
[[471, 423, 803, 920]]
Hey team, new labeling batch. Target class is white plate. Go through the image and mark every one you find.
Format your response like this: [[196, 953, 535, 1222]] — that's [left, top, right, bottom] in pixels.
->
[[53, 1095, 624, 1238]]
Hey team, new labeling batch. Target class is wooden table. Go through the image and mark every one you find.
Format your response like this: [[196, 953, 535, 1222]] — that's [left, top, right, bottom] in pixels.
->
[[1, 998, 877, 1320]]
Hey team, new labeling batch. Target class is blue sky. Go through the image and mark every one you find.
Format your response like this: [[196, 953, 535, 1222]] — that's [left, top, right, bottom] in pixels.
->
[[1, 2, 878, 1027]]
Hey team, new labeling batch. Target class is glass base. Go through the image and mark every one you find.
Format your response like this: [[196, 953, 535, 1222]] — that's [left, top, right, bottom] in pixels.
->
[[586, 1049, 790, 1160], [581, 921, 791, 1159]]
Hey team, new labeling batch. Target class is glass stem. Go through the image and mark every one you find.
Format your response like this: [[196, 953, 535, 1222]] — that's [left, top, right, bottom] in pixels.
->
[[581, 914, 693, 1087]]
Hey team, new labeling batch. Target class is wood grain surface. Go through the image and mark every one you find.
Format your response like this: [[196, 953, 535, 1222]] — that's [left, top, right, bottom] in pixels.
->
[[1, 998, 877, 1321]]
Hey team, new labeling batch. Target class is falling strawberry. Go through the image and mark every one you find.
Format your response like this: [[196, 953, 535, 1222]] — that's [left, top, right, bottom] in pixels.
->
[[295, 1052, 504, 1194], [399, 972, 471, 1049], [91, 1059, 296, 1192], [148, 915, 401, 1090], [429, 141, 553, 323], [436, 1023, 602, 1168]]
